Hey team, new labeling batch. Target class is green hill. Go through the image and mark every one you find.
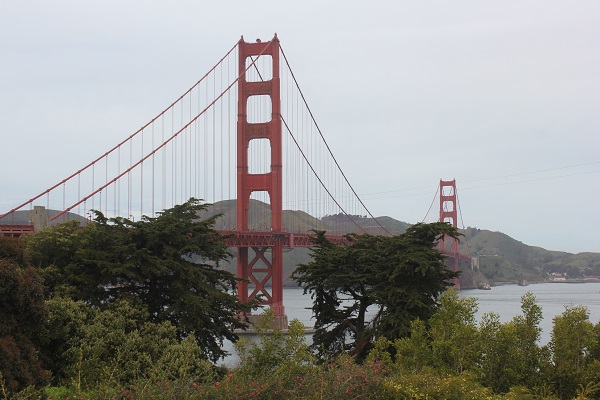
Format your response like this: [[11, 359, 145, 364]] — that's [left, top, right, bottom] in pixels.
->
[[5, 201, 598, 288], [203, 201, 600, 288], [460, 227, 600, 285]]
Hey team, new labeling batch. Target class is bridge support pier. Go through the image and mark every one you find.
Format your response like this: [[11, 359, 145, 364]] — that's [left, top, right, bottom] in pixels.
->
[[30, 206, 50, 232], [237, 241, 288, 330]]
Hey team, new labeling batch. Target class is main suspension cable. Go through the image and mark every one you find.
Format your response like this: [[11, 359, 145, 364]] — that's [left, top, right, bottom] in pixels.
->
[[0, 42, 239, 220], [52, 43, 268, 221], [279, 44, 391, 236]]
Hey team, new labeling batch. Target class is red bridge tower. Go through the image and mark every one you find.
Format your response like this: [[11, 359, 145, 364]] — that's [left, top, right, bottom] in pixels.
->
[[236, 35, 288, 328], [439, 179, 460, 289]]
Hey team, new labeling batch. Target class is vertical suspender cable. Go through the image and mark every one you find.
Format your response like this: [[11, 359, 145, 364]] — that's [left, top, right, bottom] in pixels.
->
[[91, 163, 95, 214], [456, 190, 472, 257], [220, 58, 224, 224], [151, 124, 155, 216], [105, 155, 108, 216], [189, 90, 192, 203], [171, 108, 175, 207], [117, 146, 121, 217], [213, 67, 216, 205], [77, 173, 81, 218], [204, 80, 208, 204], [226, 51, 231, 227], [62, 183, 65, 222], [128, 139, 132, 218], [140, 130, 144, 218], [197, 91, 200, 201], [161, 114, 166, 212]]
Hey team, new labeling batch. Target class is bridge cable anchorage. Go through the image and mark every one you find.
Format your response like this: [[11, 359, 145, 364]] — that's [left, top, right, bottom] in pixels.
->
[[279, 44, 392, 236], [51, 41, 270, 222], [0, 41, 239, 221]]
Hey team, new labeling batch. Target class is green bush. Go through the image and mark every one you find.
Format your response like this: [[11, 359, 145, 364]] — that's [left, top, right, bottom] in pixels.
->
[[382, 369, 495, 400]]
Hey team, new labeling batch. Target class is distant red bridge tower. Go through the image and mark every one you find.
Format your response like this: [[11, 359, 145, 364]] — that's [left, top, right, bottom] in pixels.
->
[[439, 179, 460, 289]]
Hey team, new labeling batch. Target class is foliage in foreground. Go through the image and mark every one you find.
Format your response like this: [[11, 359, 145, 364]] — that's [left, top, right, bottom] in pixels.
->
[[4, 292, 599, 400], [3, 204, 600, 399], [0, 236, 48, 392], [25, 198, 251, 362]]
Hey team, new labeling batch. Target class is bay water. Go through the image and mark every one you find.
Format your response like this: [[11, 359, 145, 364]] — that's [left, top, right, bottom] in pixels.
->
[[221, 282, 600, 366]]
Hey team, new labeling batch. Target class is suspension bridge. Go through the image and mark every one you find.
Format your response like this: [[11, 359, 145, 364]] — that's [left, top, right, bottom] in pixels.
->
[[0, 35, 470, 328]]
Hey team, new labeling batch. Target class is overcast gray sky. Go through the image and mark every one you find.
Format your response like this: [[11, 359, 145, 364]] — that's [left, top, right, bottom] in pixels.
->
[[1, 1, 598, 253]]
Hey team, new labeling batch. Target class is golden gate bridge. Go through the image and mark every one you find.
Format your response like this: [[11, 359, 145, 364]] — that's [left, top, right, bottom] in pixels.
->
[[0, 35, 469, 328]]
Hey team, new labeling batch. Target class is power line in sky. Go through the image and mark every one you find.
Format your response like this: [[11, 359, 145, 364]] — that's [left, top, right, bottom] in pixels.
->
[[359, 161, 600, 200]]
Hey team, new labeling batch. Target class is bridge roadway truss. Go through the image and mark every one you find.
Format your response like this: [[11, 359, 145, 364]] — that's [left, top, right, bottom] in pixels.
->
[[220, 230, 344, 248], [0, 224, 35, 237]]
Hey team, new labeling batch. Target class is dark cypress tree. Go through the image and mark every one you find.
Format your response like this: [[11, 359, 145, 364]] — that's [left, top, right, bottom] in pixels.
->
[[294, 222, 460, 361], [0, 236, 48, 392]]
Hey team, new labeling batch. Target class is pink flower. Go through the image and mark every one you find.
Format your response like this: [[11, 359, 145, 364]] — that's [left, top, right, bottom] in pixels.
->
[[375, 369, 380, 374], [215, 381, 221, 387]]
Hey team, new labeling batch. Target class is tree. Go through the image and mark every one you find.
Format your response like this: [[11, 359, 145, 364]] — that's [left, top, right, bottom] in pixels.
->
[[0, 237, 48, 393], [478, 311, 515, 392], [293, 222, 460, 361], [428, 290, 480, 374], [38, 297, 94, 385], [549, 305, 596, 399], [394, 318, 434, 374], [477, 292, 546, 394], [26, 198, 252, 362], [24, 220, 82, 299], [511, 292, 546, 388]]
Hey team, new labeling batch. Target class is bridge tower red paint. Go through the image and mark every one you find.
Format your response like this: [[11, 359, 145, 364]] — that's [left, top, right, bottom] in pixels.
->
[[439, 179, 460, 289], [236, 35, 288, 328]]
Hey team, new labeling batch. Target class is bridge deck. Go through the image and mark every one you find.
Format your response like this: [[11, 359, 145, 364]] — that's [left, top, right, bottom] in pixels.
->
[[0, 224, 470, 260], [218, 230, 344, 248], [0, 224, 35, 237]]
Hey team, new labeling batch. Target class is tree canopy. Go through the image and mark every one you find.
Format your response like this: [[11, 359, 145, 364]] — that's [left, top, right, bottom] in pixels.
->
[[0, 236, 48, 392], [293, 222, 460, 360], [25, 198, 251, 362]]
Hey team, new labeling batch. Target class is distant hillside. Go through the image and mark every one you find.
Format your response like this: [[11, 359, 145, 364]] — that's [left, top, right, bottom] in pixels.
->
[[5, 201, 598, 288], [202, 201, 600, 288], [200, 201, 481, 288], [459, 227, 600, 284], [0, 209, 89, 226]]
